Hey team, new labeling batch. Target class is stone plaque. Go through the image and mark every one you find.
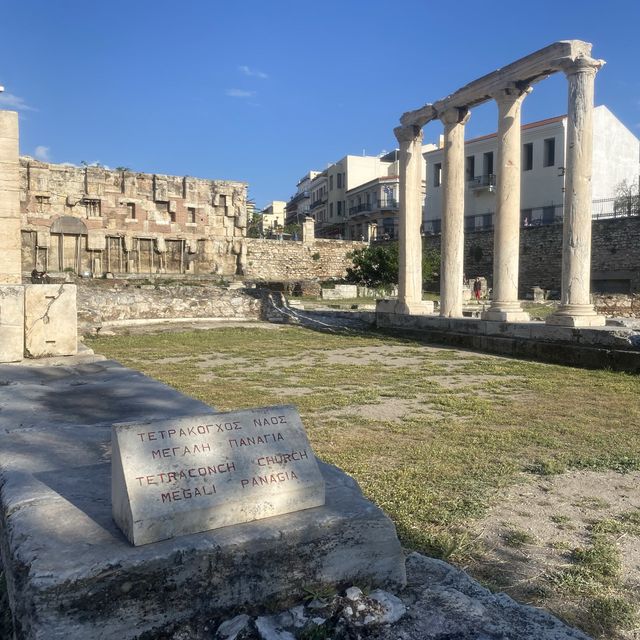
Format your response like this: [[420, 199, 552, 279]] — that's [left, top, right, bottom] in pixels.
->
[[112, 405, 325, 545]]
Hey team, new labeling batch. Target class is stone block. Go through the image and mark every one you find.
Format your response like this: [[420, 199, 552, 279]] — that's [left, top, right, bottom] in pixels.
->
[[112, 406, 325, 546], [24, 284, 77, 357], [0, 285, 24, 362], [0, 360, 406, 640]]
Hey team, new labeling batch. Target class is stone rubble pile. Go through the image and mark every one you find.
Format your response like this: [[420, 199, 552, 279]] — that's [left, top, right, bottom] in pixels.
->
[[166, 553, 591, 640]]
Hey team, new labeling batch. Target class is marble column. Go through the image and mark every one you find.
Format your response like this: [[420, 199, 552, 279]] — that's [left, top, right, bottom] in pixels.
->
[[0, 110, 24, 362], [439, 107, 469, 318], [483, 86, 531, 322], [547, 56, 606, 327], [378, 124, 433, 315], [0, 110, 21, 284]]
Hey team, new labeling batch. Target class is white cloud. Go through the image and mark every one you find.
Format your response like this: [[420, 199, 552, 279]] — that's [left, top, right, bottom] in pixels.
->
[[34, 146, 50, 162], [226, 88, 256, 98], [239, 65, 268, 79], [0, 92, 36, 111]]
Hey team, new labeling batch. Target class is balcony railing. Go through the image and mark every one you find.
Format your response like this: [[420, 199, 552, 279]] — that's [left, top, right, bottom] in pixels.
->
[[310, 198, 326, 210], [468, 174, 496, 192], [377, 199, 398, 210], [348, 203, 372, 215]]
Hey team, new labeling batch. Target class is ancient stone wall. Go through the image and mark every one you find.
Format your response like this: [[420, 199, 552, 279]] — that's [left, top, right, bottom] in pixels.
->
[[244, 238, 366, 281], [424, 216, 640, 296], [19, 159, 248, 277], [76, 282, 262, 330]]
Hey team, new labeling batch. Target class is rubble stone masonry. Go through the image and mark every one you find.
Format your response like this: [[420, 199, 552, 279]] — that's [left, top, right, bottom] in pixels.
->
[[20, 159, 248, 277], [424, 216, 640, 297]]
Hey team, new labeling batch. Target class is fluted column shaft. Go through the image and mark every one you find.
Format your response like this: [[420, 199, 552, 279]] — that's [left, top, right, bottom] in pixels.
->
[[0, 111, 21, 283], [483, 86, 530, 322], [439, 108, 469, 318], [394, 124, 429, 312], [547, 57, 605, 327]]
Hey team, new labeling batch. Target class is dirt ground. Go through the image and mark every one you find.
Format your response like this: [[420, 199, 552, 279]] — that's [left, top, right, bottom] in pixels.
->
[[471, 471, 640, 639]]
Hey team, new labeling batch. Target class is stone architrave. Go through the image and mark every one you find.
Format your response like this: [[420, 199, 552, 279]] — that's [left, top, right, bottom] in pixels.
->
[[112, 405, 326, 546], [547, 56, 606, 327], [439, 107, 470, 318], [483, 85, 531, 323], [24, 284, 78, 357]]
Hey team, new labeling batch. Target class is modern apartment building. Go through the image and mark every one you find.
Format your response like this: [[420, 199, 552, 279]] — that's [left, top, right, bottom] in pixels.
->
[[284, 171, 318, 225], [423, 106, 639, 233], [260, 200, 287, 235]]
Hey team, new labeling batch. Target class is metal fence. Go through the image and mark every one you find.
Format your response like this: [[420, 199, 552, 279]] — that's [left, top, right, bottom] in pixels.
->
[[423, 196, 639, 235]]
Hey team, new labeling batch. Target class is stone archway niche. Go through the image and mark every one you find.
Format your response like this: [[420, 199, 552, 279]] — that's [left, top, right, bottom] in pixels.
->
[[389, 40, 605, 327]]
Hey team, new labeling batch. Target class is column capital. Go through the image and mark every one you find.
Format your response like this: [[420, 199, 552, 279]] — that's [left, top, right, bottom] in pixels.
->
[[394, 124, 423, 145], [491, 83, 532, 105], [438, 107, 470, 127], [557, 55, 605, 78]]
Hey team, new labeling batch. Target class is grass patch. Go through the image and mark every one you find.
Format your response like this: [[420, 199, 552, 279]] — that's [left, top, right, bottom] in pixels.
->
[[503, 527, 536, 548], [86, 325, 640, 639]]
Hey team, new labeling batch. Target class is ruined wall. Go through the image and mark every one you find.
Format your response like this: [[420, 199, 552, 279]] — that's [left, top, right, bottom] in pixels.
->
[[76, 282, 262, 330], [424, 216, 640, 295], [244, 238, 366, 281], [20, 159, 248, 277]]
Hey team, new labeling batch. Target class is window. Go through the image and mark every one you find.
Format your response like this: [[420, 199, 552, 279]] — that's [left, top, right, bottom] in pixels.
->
[[329, 175, 334, 190], [35, 195, 51, 212], [85, 199, 101, 217], [337, 201, 343, 216], [483, 152, 494, 177], [127, 202, 136, 219], [219, 194, 227, 208], [465, 156, 475, 181], [337, 173, 342, 189], [169, 211, 176, 223], [523, 143, 533, 171], [329, 202, 333, 218], [188, 207, 196, 223], [543, 138, 555, 167], [434, 163, 442, 187]]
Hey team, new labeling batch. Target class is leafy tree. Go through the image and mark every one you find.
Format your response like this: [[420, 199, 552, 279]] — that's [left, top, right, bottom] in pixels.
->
[[346, 242, 439, 290], [247, 211, 262, 238], [614, 179, 640, 217]]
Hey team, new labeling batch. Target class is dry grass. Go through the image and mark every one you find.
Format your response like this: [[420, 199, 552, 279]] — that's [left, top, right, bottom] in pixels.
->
[[86, 325, 640, 638]]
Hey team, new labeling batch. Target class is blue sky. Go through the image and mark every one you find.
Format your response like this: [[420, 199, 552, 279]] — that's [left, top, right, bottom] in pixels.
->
[[1, 0, 638, 208]]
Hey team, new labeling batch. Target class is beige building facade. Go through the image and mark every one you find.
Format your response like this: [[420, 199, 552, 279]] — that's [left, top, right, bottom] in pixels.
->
[[259, 200, 287, 235]]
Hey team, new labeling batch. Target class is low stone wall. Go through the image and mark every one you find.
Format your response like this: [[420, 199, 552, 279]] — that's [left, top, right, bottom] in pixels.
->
[[423, 216, 640, 297], [76, 282, 262, 329], [245, 238, 366, 281], [594, 293, 640, 318]]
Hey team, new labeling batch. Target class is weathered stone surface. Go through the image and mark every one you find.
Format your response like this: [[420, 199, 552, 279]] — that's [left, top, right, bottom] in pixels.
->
[[0, 360, 405, 640], [76, 281, 262, 331], [24, 284, 77, 357], [0, 285, 23, 362], [112, 406, 325, 545], [208, 556, 589, 640]]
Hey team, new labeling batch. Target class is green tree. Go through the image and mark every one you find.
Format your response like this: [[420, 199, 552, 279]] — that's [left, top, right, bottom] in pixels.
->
[[346, 242, 439, 290]]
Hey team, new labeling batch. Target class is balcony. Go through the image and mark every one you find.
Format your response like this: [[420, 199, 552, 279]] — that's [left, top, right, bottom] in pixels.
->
[[348, 203, 372, 215], [468, 174, 496, 193], [310, 197, 327, 210], [377, 199, 399, 210]]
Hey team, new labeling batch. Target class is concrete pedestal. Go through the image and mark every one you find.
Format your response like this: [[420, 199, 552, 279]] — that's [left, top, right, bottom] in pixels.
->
[[0, 360, 406, 640]]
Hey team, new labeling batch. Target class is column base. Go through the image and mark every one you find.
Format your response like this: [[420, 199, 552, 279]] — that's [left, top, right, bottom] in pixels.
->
[[376, 299, 435, 316], [482, 302, 530, 323], [546, 305, 606, 327]]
